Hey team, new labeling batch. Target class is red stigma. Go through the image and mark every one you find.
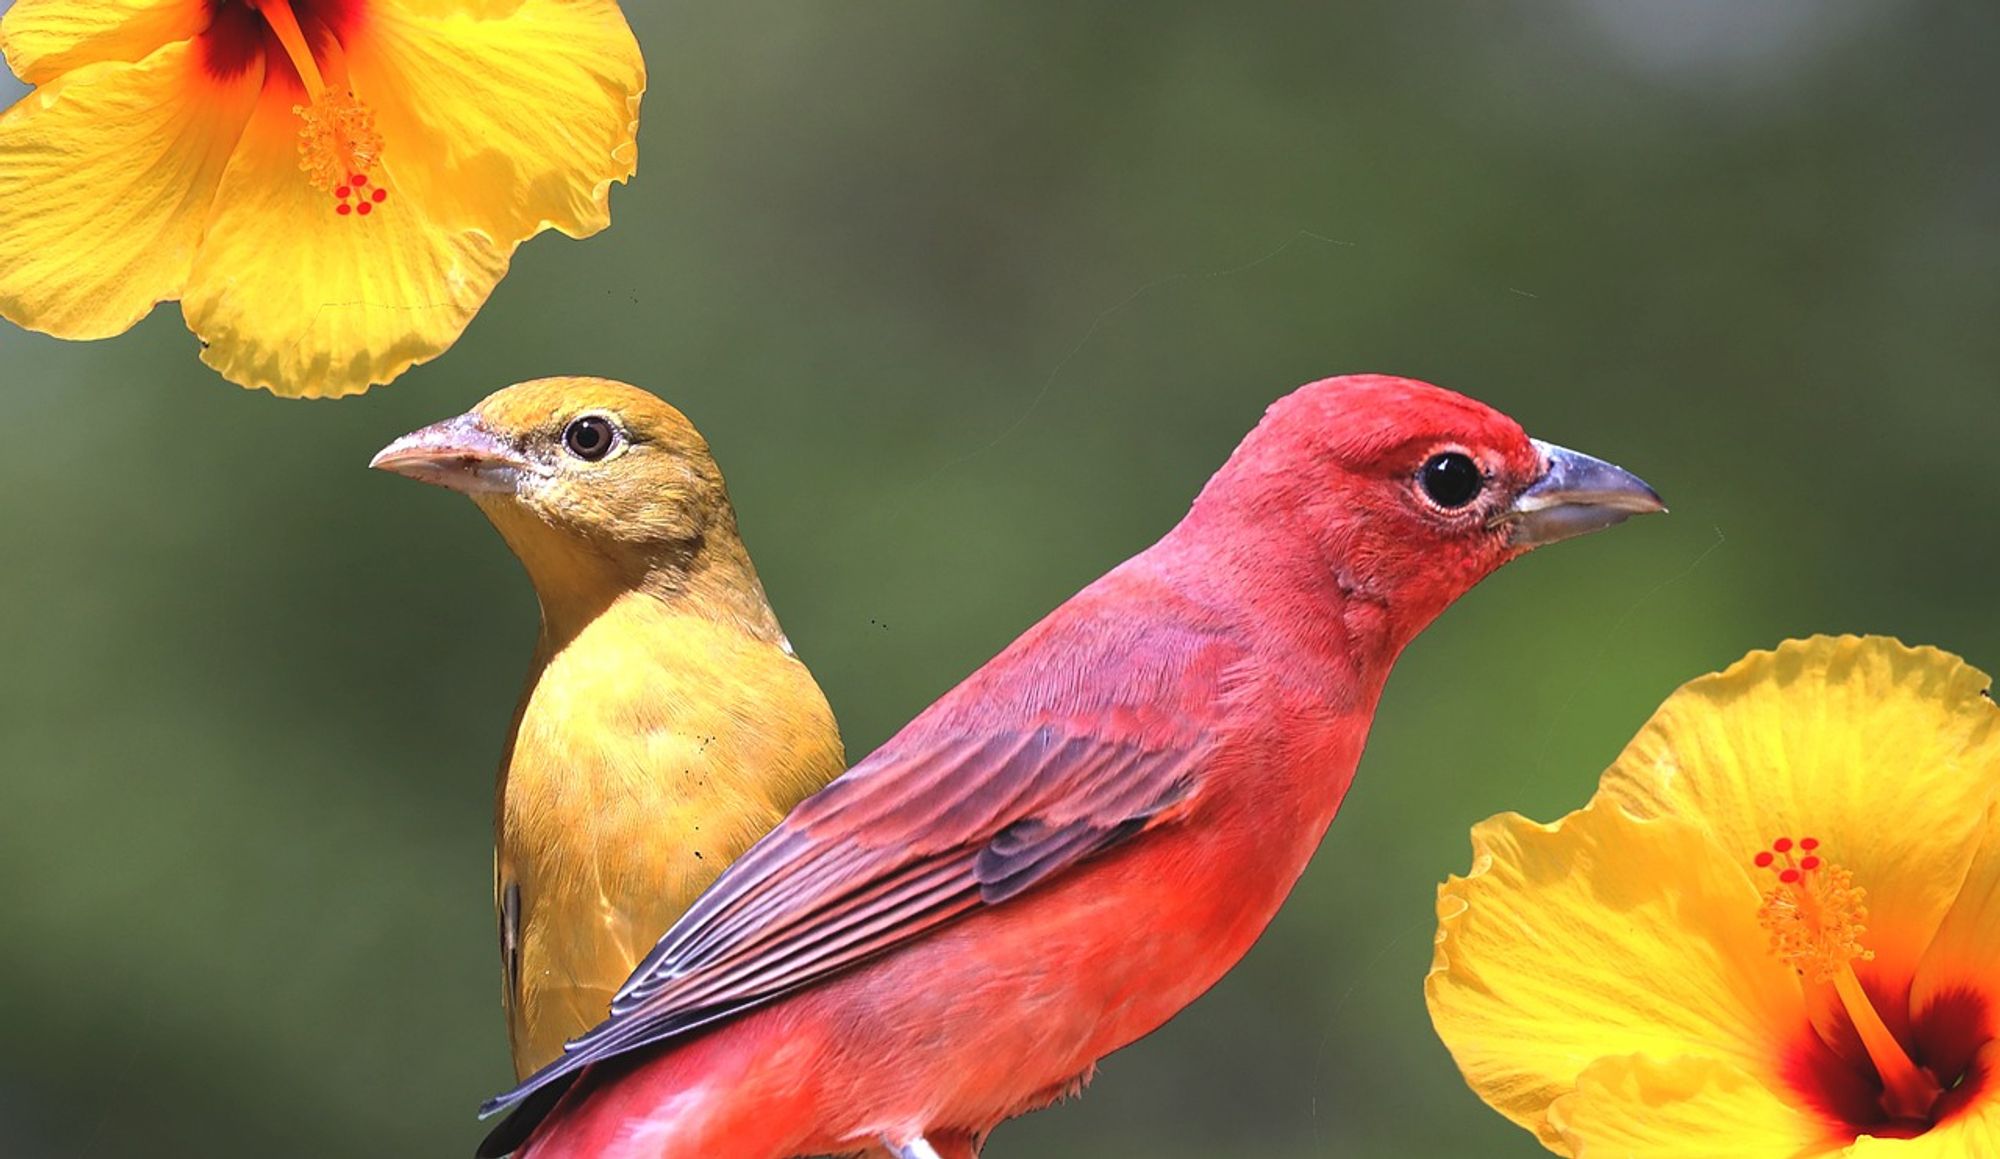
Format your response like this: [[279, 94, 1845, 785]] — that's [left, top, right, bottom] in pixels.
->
[[1755, 851, 1776, 868], [1801, 856, 1821, 871], [1800, 837, 1820, 851], [327, 174, 385, 218], [1780, 868, 1802, 884], [1774, 837, 1795, 853]]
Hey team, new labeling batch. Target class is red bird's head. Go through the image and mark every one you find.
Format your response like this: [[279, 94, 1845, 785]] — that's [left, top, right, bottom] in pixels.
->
[[1185, 374, 1663, 649]]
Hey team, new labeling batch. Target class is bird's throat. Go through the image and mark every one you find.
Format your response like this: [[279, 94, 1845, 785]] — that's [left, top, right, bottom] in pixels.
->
[[475, 501, 787, 652]]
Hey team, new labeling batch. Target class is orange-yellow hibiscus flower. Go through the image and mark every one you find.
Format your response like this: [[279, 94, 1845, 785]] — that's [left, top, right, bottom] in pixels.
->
[[1428, 636, 2000, 1156], [0, 0, 643, 397]]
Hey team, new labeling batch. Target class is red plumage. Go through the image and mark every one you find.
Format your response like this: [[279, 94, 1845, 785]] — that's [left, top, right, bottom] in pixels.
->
[[477, 375, 1663, 1158]]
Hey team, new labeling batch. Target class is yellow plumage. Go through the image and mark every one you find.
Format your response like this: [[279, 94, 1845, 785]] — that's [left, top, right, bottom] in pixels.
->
[[373, 377, 845, 1077]]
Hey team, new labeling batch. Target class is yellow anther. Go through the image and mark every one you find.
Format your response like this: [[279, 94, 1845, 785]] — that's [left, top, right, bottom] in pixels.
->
[[1755, 859, 1871, 982], [294, 90, 382, 196]]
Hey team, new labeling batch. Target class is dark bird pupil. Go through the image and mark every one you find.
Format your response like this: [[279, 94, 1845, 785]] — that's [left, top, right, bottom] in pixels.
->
[[1420, 452, 1482, 509], [564, 416, 614, 461]]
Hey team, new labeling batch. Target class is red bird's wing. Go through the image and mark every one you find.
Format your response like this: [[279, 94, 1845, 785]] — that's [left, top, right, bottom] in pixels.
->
[[631, 725, 1209, 1011], [482, 725, 1216, 1118]]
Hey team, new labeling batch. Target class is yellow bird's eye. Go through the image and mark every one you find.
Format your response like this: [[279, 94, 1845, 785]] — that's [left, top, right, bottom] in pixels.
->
[[562, 415, 617, 462]]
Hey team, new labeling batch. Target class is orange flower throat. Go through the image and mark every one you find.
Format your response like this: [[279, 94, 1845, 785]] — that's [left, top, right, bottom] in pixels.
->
[[1754, 837, 1944, 1125]]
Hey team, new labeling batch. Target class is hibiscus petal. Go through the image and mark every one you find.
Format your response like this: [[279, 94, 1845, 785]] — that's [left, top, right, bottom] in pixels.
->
[[344, 0, 642, 243], [1597, 636, 2000, 991], [1427, 803, 1805, 1149], [1549, 1055, 1843, 1158], [0, 41, 259, 340], [181, 84, 512, 397], [0, 0, 204, 85], [1909, 805, 2000, 1068]]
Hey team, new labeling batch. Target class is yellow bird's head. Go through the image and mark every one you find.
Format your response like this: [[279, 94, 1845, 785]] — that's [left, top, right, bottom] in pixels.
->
[[372, 377, 773, 632]]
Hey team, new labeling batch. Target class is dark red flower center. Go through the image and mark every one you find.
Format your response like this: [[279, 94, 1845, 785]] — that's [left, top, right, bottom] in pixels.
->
[[1782, 982, 1992, 1140], [199, 0, 364, 87]]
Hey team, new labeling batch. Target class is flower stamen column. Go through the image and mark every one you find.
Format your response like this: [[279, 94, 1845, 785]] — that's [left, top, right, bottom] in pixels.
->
[[1754, 836, 1943, 1122], [250, 0, 385, 216]]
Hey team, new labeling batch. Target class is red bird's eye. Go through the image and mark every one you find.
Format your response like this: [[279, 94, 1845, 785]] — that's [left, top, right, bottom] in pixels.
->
[[1419, 452, 1483, 509], [562, 415, 618, 461]]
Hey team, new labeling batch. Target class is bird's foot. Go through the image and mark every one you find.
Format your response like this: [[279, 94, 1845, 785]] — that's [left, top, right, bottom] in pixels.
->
[[883, 1138, 944, 1159]]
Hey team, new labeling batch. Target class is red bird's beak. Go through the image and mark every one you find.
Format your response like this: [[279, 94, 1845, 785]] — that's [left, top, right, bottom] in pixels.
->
[[1497, 439, 1666, 547], [370, 413, 532, 496]]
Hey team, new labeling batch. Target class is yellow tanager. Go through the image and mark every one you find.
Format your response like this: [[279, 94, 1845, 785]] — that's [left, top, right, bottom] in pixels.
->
[[372, 377, 845, 1077]]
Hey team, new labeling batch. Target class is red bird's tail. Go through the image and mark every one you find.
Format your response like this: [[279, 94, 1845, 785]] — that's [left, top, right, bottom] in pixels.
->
[[492, 1018, 825, 1159], [476, 1079, 575, 1158]]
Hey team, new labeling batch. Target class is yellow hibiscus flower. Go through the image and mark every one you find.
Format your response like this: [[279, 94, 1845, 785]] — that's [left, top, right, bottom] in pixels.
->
[[1428, 636, 2000, 1156], [0, 0, 643, 397]]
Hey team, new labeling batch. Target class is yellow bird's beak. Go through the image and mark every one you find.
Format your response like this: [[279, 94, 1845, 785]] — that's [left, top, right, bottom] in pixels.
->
[[371, 413, 533, 496]]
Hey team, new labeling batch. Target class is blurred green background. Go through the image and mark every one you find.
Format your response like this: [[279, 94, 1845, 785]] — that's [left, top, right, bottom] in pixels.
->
[[2, 2, 1996, 1156]]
